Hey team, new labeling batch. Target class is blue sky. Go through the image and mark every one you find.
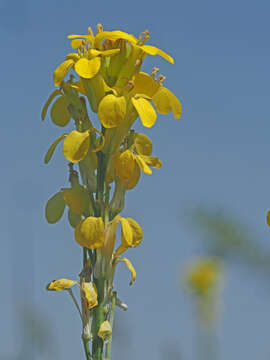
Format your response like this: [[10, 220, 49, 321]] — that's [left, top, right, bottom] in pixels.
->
[[1, 0, 270, 359]]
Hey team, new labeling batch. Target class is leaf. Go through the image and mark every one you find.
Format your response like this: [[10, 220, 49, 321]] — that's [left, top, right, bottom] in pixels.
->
[[44, 134, 66, 164], [41, 90, 62, 120], [63, 184, 90, 215], [68, 209, 82, 228], [45, 191, 66, 224], [62, 130, 90, 163], [50, 95, 71, 127]]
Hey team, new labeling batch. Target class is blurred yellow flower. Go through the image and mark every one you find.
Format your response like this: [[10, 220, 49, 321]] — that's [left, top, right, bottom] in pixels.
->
[[185, 258, 221, 296]]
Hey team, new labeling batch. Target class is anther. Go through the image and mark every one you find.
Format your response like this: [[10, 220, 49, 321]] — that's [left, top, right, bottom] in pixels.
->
[[88, 26, 94, 37], [151, 67, 160, 79], [158, 75, 166, 85], [96, 23, 103, 34]]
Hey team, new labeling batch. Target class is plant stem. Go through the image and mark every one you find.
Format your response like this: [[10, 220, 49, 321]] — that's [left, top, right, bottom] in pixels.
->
[[82, 337, 92, 360], [105, 292, 117, 360], [67, 288, 83, 321], [92, 277, 106, 360]]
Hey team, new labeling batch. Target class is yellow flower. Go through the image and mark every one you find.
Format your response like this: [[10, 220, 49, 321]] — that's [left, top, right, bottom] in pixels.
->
[[46, 278, 78, 291], [114, 217, 143, 256], [130, 72, 182, 127], [93, 30, 174, 64], [185, 258, 221, 296], [113, 134, 162, 189], [53, 42, 120, 86], [98, 321, 112, 341], [81, 282, 98, 309], [75, 216, 105, 249]]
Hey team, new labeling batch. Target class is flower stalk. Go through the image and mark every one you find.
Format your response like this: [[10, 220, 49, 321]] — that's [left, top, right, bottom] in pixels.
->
[[42, 24, 182, 360]]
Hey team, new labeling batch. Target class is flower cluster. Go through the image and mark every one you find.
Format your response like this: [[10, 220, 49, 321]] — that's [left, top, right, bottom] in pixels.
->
[[42, 24, 181, 360]]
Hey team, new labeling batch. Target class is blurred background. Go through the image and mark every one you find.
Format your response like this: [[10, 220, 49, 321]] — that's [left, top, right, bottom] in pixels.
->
[[1, 0, 270, 359]]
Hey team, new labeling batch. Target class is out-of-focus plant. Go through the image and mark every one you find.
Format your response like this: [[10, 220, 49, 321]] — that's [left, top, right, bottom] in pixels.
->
[[189, 208, 270, 274], [183, 257, 223, 360], [41, 24, 182, 360], [184, 257, 222, 326]]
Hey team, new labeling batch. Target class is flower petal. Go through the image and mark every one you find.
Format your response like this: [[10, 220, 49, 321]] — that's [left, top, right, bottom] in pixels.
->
[[98, 321, 112, 341], [140, 155, 162, 169], [50, 95, 71, 127], [133, 133, 152, 156], [41, 89, 62, 120], [100, 49, 121, 57], [45, 191, 66, 224], [98, 94, 126, 128], [94, 30, 137, 49], [131, 97, 157, 128], [121, 162, 141, 190], [152, 86, 182, 119], [119, 217, 143, 250], [66, 53, 80, 62], [75, 57, 101, 79], [117, 257, 136, 285], [44, 134, 66, 164], [114, 150, 135, 182], [62, 130, 90, 163], [53, 59, 74, 87], [75, 216, 105, 249], [46, 278, 78, 291], [82, 282, 98, 309], [132, 72, 160, 98], [140, 44, 174, 64], [134, 155, 152, 174], [71, 39, 84, 49]]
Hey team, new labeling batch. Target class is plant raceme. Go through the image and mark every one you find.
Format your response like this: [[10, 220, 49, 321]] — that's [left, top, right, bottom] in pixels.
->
[[42, 24, 182, 360]]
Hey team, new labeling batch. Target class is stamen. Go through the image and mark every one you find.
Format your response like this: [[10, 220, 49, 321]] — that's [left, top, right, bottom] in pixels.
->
[[158, 75, 166, 85], [140, 30, 150, 45], [96, 23, 103, 34], [88, 26, 94, 37], [151, 67, 159, 79]]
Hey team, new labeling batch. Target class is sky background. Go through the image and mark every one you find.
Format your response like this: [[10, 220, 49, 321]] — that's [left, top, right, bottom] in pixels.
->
[[1, 0, 270, 359]]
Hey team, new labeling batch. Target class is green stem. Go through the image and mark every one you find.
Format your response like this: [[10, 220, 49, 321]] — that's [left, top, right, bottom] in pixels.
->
[[67, 288, 83, 321], [105, 292, 117, 360], [82, 337, 92, 360], [92, 277, 106, 360]]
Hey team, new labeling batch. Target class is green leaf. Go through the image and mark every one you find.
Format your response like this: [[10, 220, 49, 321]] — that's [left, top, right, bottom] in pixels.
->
[[44, 134, 66, 164], [68, 208, 82, 228], [45, 191, 66, 224], [50, 95, 71, 127], [41, 90, 62, 120], [63, 184, 90, 214]]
